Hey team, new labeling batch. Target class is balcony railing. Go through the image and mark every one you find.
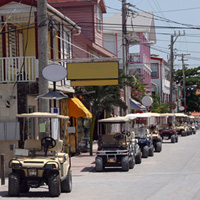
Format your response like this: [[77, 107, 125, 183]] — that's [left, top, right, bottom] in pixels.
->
[[0, 57, 38, 83]]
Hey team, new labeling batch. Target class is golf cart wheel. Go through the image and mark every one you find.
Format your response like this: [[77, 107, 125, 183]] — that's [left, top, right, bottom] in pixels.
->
[[155, 142, 162, 152], [135, 150, 142, 164], [149, 145, 154, 157], [122, 156, 129, 171], [48, 173, 61, 197], [129, 155, 135, 169], [20, 181, 30, 193], [181, 131, 186, 137], [175, 135, 178, 143], [142, 146, 149, 158], [61, 168, 72, 193], [8, 173, 20, 197], [95, 156, 104, 172], [193, 131, 196, 134], [171, 135, 176, 143]]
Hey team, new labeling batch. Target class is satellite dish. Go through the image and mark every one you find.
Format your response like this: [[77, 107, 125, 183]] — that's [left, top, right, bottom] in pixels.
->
[[42, 64, 67, 82], [179, 106, 185, 111], [142, 96, 153, 106]]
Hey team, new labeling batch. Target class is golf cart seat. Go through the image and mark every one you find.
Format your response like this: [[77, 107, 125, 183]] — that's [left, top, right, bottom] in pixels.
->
[[49, 140, 63, 152], [24, 139, 42, 151]]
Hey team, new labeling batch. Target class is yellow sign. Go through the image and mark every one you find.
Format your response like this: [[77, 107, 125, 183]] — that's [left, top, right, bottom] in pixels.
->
[[67, 62, 119, 86]]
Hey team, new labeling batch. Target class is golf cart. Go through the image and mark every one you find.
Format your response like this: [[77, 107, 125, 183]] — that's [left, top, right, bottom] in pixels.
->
[[174, 113, 190, 136], [159, 113, 178, 143], [126, 113, 155, 158], [188, 116, 196, 134], [96, 116, 141, 172], [146, 113, 162, 152], [8, 112, 72, 197]]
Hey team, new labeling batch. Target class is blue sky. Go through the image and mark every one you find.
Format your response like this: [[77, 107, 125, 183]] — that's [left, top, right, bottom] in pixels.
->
[[104, 0, 200, 69]]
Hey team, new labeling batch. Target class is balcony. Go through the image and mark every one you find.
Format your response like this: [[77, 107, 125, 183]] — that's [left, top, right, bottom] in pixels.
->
[[0, 57, 38, 83]]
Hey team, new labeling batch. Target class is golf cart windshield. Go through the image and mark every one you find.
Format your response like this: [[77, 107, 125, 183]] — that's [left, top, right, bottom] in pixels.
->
[[15, 112, 69, 156]]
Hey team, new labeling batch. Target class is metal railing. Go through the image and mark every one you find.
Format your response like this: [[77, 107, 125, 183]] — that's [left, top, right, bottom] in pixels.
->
[[0, 57, 38, 83]]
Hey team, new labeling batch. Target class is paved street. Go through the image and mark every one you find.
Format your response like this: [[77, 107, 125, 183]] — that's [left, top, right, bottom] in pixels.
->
[[1, 131, 200, 200]]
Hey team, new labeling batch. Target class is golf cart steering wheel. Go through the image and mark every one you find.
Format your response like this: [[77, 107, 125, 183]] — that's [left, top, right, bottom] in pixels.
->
[[41, 137, 56, 156], [122, 130, 131, 137], [114, 133, 124, 141]]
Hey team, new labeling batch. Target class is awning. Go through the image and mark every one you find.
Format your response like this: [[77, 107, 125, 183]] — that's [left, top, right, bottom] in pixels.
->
[[129, 98, 146, 111], [68, 97, 92, 119]]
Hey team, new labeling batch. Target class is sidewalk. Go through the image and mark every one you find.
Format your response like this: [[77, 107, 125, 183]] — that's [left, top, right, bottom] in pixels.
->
[[70, 142, 97, 175]]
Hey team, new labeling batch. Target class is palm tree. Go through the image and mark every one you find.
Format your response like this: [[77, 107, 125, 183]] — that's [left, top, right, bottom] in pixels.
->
[[75, 69, 145, 155]]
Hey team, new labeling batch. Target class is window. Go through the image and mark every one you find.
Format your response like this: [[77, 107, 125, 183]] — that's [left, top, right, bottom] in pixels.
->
[[97, 6, 102, 31], [151, 63, 159, 78]]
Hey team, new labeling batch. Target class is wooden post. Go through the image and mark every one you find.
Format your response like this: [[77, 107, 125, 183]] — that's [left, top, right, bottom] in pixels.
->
[[1, 154, 5, 185]]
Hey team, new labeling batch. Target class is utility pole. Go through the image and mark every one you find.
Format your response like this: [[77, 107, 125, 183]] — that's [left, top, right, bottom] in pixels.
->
[[37, 0, 49, 113], [177, 53, 190, 114], [122, 0, 129, 114], [169, 31, 185, 113]]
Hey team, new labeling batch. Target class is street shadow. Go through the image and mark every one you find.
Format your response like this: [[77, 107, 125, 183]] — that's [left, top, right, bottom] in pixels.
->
[[81, 166, 95, 173], [93, 167, 128, 173], [0, 186, 52, 198], [0, 190, 8, 198]]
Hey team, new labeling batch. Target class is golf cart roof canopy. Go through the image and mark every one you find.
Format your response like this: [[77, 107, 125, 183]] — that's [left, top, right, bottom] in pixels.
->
[[174, 113, 188, 117], [146, 112, 161, 117], [16, 112, 69, 119], [98, 116, 132, 123], [160, 113, 176, 117], [126, 113, 151, 119]]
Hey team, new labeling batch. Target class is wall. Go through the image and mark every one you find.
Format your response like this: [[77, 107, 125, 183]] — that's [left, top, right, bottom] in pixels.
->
[[0, 84, 18, 176], [0, 84, 17, 121], [62, 6, 94, 42]]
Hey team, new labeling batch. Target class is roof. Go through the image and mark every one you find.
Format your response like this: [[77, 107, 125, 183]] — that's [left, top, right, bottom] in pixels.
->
[[0, 0, 81, 31], [103, 12, 156, 44], [16, 112, 69, 119], [146, 112, 161, 117], [160, 113, 175, 117], [126, 113, 150, 119], [98, 116, 130, 123], [174, 113, 188, 117], [129, 98, 146, 111]]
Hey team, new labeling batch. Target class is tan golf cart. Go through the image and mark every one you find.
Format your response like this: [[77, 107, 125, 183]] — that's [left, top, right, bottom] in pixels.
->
[[8, 112, 71, 197]]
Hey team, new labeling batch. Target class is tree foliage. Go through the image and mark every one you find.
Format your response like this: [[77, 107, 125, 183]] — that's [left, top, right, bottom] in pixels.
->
[[150, 92, 173, 113], [174, 66, 200, 112]]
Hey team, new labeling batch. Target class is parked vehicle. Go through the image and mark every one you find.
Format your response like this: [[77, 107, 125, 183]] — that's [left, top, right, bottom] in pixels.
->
[[126, 113, 154, 158], [8, 112, 71, 197], [95, 116, 140, 172], [174, 113, 190, 136], [188, 116, 196, 134], [146, 113, 162, 152], [136, 127, 154, 158], [159, 113, 178, 143], [147, 124, 162, 151]]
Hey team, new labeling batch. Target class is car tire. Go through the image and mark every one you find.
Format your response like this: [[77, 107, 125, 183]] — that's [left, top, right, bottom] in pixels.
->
[[61, 168, 72, 193], [155, 142, 162, 152], [171, 135, 176, 143], [149, 145, 154, 157], [48, 173, 61, 197], [20, 181, 30, 193], [175, 135, 178, 143], [142, 146, 149, 158], [96, 156, 104, 172], [181, 131, 186, 137], [135, 150, 142, 164], [129, 155, 135, 169], [8, 173, 20, 197], [122, 156, 129, 171]]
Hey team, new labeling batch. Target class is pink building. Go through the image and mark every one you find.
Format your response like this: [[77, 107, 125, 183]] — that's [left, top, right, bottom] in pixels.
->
[[48, 0, 116, 59]]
